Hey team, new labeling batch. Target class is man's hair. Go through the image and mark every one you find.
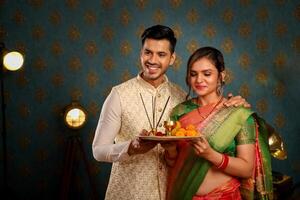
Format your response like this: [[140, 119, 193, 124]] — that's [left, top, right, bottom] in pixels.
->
[[141, 25, 177, 53]]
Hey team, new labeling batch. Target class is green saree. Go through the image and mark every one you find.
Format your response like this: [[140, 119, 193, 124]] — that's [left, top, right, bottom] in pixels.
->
[[167, 100, 273, 200]]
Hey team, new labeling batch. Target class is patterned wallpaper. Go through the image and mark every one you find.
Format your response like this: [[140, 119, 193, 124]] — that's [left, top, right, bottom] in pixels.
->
[[0, 0, 299, 199]]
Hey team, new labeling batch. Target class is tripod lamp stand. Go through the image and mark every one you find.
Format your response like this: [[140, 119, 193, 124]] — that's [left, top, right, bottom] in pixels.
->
[[60, 102, 97, 200], [0, 42, 24, 192]]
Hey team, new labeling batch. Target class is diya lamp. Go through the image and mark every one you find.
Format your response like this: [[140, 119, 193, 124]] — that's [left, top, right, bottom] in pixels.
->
[[163, 119, 176, 136]]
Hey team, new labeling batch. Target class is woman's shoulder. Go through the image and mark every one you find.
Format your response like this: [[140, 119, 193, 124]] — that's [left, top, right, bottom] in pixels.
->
[[227, 106, 255, 124]]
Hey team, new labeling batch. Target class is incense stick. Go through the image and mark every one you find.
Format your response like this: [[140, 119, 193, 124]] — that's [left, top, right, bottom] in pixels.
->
[[152, 96, 155, 130], [140, 93, 153, 129], [155, 96, 170, 129], [153, 96, 156, 129]]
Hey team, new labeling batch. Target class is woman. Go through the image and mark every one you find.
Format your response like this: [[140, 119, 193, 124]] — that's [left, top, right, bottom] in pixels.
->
[[166, 47, 273, 200]]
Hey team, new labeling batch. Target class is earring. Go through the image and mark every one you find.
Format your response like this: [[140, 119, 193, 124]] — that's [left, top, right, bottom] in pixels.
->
[[217, 82, 224, 96]]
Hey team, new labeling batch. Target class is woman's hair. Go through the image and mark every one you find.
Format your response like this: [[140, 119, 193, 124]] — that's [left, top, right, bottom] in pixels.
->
[[185, 46, 225, 99], [141, 24, 177, 53]]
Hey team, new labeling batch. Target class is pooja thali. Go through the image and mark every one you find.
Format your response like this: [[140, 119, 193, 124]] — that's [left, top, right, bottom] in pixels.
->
[[138, 135, 202, 141]]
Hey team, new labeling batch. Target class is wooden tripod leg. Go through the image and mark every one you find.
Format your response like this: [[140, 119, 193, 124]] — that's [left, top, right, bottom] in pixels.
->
[[76, 137, 98, 200], [60, 137, 76, 200]]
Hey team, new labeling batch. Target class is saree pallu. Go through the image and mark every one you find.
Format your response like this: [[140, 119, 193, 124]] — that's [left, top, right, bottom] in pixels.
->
[[167, 104, 273, 200], [240, 114, 273, 200]]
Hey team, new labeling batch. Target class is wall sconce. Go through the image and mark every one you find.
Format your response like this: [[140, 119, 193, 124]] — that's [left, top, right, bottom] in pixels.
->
[[63, 102, 87, 130], [0, 42, 24, 193]]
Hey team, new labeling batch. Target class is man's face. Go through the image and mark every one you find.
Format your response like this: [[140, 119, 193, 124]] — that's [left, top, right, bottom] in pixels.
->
[[140, 38, 176, 87]]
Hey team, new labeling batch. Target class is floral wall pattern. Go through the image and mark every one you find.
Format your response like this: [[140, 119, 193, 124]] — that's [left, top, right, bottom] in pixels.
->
[[0, 0, 299, 199]]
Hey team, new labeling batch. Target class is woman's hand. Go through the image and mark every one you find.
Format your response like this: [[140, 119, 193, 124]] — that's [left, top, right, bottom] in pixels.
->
[[189, 137, 215, 159], [190, 137, 255, 178], [223, 93, 251, 108], [189, 137, 225, 168]]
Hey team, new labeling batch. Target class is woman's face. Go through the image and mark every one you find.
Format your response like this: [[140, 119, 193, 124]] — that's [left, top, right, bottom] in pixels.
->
[[189, 57, 220, 98]]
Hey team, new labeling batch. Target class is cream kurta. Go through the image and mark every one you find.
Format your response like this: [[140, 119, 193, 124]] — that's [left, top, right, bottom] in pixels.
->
[[93, 74, 186, 200]]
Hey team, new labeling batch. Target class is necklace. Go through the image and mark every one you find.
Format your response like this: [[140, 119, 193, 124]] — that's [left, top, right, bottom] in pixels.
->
[[197, 96, 224, 121]]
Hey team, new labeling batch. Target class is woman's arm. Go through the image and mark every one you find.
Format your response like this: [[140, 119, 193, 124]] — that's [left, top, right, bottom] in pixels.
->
[[191, 140, 255, 178], [190, 116, 256, 178], [221, 144, 255, 178]]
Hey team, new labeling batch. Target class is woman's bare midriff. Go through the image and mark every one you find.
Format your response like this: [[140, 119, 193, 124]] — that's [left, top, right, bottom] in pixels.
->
[[196, 167, 233, 195]]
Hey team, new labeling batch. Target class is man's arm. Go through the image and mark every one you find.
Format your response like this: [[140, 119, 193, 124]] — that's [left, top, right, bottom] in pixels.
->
[[92, 88, 131, 162], [223, 93, 251, 108]]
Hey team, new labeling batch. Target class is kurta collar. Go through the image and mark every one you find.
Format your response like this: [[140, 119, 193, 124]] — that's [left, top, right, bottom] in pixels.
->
[[136, 73, 169, 92]]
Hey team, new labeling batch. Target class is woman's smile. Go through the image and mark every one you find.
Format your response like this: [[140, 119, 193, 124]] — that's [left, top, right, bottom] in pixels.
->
[[194, 84, 207, 90]]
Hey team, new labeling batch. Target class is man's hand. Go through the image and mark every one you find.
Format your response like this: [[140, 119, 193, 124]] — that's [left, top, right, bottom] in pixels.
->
[[160, 141, 177, 158], [128, 134, 157, 156], [223, 93, 251, 108]]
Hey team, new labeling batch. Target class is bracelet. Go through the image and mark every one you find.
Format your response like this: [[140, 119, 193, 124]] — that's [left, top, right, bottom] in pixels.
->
[[165, 150, 177, 161], [216, 154, 229, 170]]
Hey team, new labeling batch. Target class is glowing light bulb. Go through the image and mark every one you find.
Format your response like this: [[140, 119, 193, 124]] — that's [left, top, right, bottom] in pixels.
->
[[3, 51, 24, 71], [65, 108, 86, 128]]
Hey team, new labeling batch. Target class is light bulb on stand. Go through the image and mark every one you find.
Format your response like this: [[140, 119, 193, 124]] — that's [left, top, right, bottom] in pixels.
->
[[3, 51, 24, 71]]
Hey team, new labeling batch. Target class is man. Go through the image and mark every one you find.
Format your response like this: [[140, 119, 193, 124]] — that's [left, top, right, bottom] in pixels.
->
[[92, 25, 248, 200]]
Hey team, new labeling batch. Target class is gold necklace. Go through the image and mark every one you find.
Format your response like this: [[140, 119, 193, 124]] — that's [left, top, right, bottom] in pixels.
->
[[197, 96, 224, 120]]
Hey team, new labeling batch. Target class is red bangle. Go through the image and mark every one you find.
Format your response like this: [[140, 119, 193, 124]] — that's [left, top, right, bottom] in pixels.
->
[[165, 151, 177, 161], [217, 154, 229, 170], [216, 154, 224, 168]]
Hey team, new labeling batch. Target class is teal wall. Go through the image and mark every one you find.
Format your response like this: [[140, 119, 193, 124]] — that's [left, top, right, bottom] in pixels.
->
[[0, 0, 299, 199]]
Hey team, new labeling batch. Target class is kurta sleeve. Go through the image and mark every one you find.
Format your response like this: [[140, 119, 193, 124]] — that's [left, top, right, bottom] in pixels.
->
[[92, 88, 131, 162]]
